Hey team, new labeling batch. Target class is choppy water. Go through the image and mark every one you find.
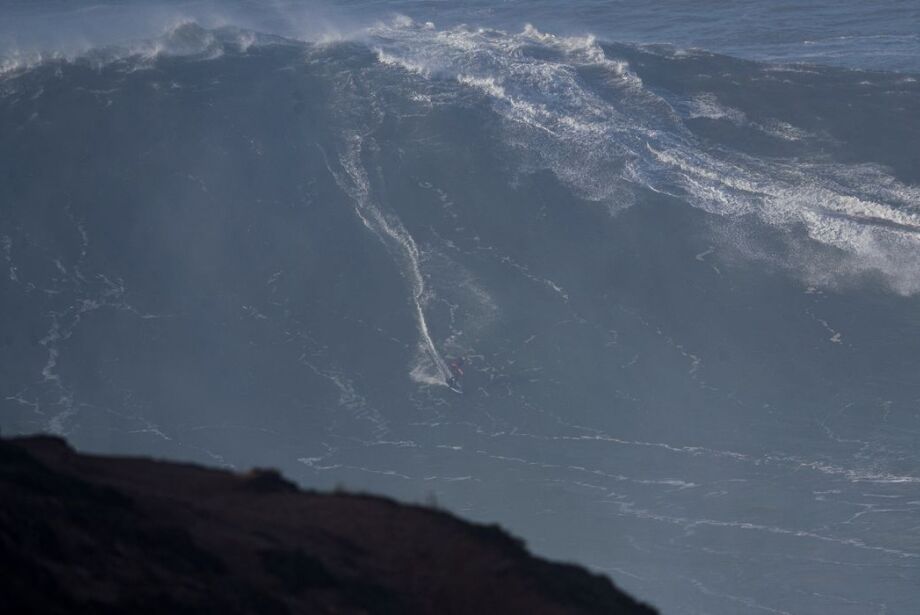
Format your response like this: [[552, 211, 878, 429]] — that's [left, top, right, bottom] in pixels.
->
[[2, 2, 919, 613]]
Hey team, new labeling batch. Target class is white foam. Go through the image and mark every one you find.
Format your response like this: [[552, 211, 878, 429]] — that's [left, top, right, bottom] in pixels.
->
[[0, 50, 65, 78], [234, 30, 258, 53], [367, 19, 920, 293], [0, 21, 274, 78], [683, 93, 747, 123], [93, 21, 226, 66], [325, 134, 451, 387], [678, 93, 817, 143], [759, 119, 812, 141], [647, 135, 920, 293]]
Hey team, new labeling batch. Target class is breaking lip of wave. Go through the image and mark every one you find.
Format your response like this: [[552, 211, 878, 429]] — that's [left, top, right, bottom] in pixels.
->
[[0, 20, 288, 77]]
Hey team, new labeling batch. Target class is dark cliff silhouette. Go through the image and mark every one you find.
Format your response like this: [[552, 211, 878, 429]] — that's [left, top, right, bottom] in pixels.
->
[[0, 436, 657, 614]]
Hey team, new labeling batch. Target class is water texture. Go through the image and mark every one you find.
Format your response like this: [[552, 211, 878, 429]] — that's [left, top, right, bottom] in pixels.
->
[[2, 3, 919, 613]]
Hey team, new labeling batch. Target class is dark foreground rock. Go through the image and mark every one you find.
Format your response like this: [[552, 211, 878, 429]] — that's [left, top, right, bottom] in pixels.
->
[[0, 436, 657, 614]]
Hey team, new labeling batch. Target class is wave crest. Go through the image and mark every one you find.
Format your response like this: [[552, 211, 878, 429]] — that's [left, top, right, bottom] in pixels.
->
[[366, 18, 920, 294]]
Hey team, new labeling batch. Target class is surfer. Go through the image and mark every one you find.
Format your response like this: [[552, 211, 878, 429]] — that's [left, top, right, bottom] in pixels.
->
[[450, 358, 465, 377], [446, 357, 465, 393]]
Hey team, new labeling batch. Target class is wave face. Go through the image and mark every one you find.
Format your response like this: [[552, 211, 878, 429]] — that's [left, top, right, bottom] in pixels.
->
[[2, 9, 920, 615]]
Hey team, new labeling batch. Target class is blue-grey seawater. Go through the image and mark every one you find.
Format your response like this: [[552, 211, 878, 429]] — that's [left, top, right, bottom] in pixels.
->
[[2, 2, 919, 613]]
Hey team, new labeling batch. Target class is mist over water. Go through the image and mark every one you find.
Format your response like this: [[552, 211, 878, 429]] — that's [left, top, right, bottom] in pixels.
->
[[2, 2, 920, 614]]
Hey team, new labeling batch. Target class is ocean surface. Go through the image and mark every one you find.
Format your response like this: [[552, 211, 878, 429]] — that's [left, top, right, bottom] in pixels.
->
[[2, 2, 920, 613]]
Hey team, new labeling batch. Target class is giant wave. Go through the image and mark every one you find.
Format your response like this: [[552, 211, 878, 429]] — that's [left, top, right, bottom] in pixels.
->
[[2, 13, 920, 615]]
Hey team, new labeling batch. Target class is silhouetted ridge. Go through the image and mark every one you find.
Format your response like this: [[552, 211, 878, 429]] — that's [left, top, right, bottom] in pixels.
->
[[0, 436, 657, 614]]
